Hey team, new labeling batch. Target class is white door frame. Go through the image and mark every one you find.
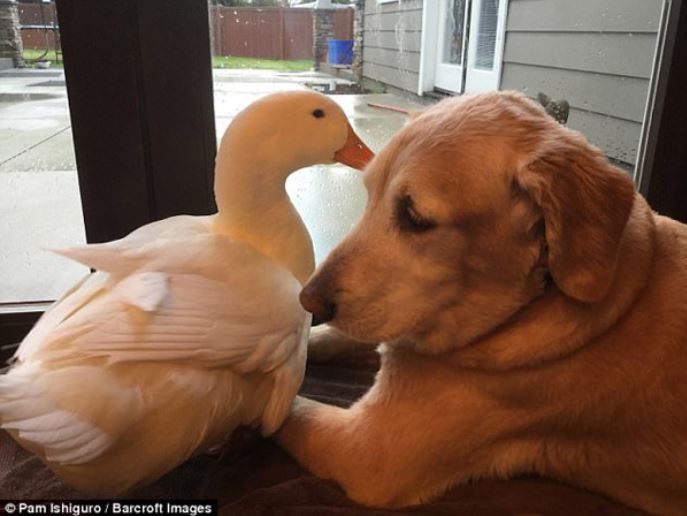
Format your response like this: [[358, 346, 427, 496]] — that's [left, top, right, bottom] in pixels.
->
[[418, 0, 509, 96], [433, 0, 469, 93], [417, 2, 440, 95]]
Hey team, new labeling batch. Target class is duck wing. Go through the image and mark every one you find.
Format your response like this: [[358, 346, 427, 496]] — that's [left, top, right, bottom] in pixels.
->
[[43, 271, 306, 369], [15, 272, 110, 363], [15, 215, 211, 363], [36, 233, 309, 433]]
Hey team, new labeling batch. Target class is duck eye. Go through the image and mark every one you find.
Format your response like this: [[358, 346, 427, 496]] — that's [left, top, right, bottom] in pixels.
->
[[312, 109, 325, 118], [397, 195, 436, 233]]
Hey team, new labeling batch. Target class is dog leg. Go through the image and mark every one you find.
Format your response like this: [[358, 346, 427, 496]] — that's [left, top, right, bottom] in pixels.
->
[[275, 394, 468, 508], [307, 324, 377, 362]]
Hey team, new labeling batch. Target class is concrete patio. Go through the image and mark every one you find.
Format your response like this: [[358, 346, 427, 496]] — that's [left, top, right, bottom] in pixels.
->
[[0, 67, 425, 304]]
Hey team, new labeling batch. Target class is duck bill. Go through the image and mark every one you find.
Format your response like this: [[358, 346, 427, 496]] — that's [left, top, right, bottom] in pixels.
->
[[334, 124, 374, 170]]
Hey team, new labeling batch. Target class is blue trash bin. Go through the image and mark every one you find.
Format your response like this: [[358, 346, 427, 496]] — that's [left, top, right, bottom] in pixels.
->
[[327, 39, 354, 65]]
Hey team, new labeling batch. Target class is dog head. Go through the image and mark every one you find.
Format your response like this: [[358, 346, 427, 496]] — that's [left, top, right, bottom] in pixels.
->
[[301, 91, 636, 353]]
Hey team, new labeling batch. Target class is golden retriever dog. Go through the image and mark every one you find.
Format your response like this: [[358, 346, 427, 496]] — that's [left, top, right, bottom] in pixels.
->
[[276, 91, 687, 515]]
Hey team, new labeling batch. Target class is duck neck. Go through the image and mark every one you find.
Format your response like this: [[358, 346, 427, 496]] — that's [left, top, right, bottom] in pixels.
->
[[213, 151, 315, 285]]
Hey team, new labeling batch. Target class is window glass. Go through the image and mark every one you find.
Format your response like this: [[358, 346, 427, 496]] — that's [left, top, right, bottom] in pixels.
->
[[443, 0, 467, 66], [475, 0, 498, 70], [206, 0, 665, 261], [208, 0, 423, 263], [1, 0, 668, 305], [0, 1, 87, 304], [364, 0, 665, 175]]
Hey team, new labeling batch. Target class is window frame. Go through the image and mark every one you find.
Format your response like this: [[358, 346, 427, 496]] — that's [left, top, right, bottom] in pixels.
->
[[637, 0, 687, 222]]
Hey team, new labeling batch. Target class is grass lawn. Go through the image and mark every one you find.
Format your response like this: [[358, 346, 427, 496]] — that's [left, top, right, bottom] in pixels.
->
[[212, 55, 312, 72], [22, 48, 63, 68], [21, 49, 312, 72]]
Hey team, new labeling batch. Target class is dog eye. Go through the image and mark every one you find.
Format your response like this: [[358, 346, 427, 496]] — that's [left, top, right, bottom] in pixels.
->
[[398, 195, 436, 233]]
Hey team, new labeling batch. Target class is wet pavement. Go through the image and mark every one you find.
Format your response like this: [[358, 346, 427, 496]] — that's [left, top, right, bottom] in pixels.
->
[[0, 67, 426, 304]]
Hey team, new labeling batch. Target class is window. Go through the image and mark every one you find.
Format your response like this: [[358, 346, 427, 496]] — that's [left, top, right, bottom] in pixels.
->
[[1, 0, 687, 349], [0, 0, 217, 352], [0, 2, 86, 306]]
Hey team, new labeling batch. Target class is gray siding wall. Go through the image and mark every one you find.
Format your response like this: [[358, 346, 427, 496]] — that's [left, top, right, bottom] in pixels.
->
[[501, 0, 663, 166], [362, 0, 423, 92], [360, 0, 662, 167]]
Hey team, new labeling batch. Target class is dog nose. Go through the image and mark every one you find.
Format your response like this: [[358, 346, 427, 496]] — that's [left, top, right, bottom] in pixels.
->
[[299, 284, 336, 325]]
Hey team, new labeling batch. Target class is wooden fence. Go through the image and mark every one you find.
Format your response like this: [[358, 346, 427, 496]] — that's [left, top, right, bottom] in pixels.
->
[[210, 7, 354, 61], [19, 5, 354, 62], [18, 3, 59, 50]]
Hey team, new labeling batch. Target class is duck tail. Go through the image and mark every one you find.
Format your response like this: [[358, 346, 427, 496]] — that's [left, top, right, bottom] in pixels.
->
[[50, 242, 137, 275], [0, 363, 135, 467]]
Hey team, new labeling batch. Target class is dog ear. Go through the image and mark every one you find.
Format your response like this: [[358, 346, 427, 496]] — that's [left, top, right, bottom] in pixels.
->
[[536, 92, 551, 108], [516, 130, 636, 303]]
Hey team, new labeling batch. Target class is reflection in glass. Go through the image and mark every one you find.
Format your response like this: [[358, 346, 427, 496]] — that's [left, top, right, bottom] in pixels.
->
[[443, 0, 466, 65], [475, 0, 499, 70]]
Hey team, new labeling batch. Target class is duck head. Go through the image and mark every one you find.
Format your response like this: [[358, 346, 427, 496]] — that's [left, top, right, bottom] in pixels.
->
[[212, 91, 374, 282], [215, 90, 373, 182]]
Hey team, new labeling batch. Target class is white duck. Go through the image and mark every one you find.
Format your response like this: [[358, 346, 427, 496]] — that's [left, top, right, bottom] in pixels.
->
[[0, 90, 373, 495]]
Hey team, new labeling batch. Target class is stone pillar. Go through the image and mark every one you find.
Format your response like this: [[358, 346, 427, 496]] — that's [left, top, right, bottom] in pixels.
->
[[313, 8, 335, 71], [0, 0, 23, 68], [351, 0, 364, 82]]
